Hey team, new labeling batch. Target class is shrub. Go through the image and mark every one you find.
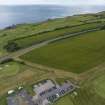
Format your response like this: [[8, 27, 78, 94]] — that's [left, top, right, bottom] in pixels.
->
[[100, 25, 105, 30], [0, 58, 13, 64], [4, 41, 20, 52]]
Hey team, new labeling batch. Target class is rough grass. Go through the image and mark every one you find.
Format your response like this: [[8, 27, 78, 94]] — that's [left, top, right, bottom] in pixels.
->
[[0, 61, 46, 96], [54, 86, 105, 105], [0, 60, 49, 105], [93, 74, 105, 98], [0, 95, 7, 105], [54, 69, 105, 105], [54, 88, 105, 105], [0, 62, 23, 78], [71, 88, 105, 105], [21, 30, 105, 73], [60, 61, 105, 105], [54, 94, 74, 105]]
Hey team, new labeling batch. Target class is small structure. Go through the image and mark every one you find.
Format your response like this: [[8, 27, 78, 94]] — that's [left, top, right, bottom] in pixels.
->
[[8, 90, 14, 95], [18, 86, 23, 90]]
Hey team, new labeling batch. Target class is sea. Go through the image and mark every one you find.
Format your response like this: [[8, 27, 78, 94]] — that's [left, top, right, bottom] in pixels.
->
[[0, 5, 105, 29]]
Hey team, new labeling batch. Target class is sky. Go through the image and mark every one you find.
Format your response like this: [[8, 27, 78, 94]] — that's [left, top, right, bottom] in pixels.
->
[[0, 0, 105, 5]]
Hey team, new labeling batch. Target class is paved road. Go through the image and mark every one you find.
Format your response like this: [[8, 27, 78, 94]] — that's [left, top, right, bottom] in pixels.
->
[[0, 27, 100, 63]]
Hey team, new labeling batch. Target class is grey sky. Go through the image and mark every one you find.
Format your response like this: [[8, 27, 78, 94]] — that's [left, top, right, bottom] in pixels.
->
[[0, 0, 105, 5]]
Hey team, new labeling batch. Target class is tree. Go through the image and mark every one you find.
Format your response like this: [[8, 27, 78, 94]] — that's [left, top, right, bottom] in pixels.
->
[[100, 25, 105, 30], [4, 42, 20, 52]]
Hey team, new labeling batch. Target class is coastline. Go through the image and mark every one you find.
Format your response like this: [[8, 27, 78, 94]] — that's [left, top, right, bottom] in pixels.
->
[[0, 5, 105, 29]]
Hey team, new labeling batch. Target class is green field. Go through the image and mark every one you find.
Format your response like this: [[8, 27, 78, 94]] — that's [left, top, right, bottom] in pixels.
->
[[0, 62, 24, 78], [0, 12, 105, 55], [21, 29, 105, 73], [93, 74, 105, 98], [9, 22, 103, 49], [0, 15, 83, 55]]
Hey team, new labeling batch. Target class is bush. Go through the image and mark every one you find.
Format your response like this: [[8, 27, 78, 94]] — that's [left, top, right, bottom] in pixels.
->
[[4, 41, 20, 52], [100, 25, 105, 30]]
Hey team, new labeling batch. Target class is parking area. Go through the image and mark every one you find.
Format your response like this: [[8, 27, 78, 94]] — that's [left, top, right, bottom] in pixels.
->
[[7, 80, 76, 105]]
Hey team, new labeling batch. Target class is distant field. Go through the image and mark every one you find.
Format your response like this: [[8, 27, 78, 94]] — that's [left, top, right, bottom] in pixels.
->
[[0, 15, 82, 55], [0, 13, 104, 56], [11, 22, 103, 49], [21, 30, 105, 73]]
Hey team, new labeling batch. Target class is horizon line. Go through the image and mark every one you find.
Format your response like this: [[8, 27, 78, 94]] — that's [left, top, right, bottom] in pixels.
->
[[0, 4, 105, 6]]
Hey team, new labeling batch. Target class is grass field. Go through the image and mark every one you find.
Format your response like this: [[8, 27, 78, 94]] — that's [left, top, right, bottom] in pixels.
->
[[93, 74, 105, 98], [0, 62, 24, 78], [0, 13, 104, 56], [21, 30, 105, 73], [11, 22, 103, 49], [0, 15, 83, 56]]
